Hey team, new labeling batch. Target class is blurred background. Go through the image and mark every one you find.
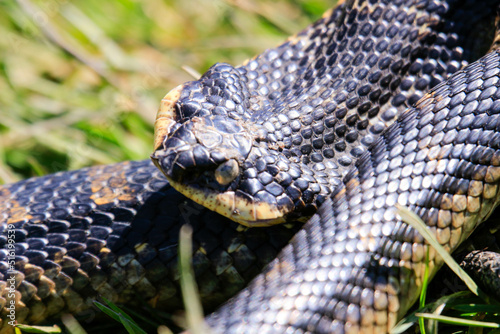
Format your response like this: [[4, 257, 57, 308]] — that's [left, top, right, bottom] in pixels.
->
[[0, 0, 331, 184]]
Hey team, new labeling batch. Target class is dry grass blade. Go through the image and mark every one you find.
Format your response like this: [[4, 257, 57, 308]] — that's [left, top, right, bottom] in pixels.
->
[[15, 0, 113, 82], [60, 314, 88, 334], [396, 205, 489, 302], [415, 313, 500, 328], [179, 225, 212, 334], [13, 324, 61, 333]]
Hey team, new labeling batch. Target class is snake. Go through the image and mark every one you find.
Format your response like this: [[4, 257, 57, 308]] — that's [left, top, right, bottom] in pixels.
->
[[1, 0, 500, 333]]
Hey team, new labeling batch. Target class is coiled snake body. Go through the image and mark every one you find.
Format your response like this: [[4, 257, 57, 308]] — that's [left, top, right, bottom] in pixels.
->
[[2, 0, 500, 333]]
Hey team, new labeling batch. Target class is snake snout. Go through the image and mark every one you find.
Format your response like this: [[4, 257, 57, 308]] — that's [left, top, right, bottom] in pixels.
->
[[152, 115, 252, 185], [152, 113, 286, 226], [151, 62, 315, 226]]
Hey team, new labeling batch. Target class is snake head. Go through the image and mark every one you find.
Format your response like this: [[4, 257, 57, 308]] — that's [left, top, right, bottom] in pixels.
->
[[151, 63, 296, 226]]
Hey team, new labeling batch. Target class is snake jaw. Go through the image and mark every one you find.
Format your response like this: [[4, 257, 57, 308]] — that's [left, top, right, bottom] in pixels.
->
[[161, 180, 288, 227], [151, 63, 297, 225], [151, 113, 293, 226]]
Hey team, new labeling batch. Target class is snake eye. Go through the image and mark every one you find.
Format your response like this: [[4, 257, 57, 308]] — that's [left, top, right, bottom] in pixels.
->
[[214, 159, 239, 186]]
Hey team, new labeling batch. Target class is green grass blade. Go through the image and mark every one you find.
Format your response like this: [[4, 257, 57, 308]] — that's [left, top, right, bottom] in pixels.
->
[[393, 291, 493, 333], [418, 246, 430, 334], [99, 297, 136, 323], [119, 315, 146, 334], [391, 314, 420, 333], [179, 224, 212, 334], [452, 304, 500, 313], [93, 301, 123, 323], [415, 313, 500, 328]]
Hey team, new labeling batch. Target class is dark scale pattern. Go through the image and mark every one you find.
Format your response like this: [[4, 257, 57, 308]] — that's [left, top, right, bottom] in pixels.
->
[[154, 0, 500, 224], [206, 50, 500, 333], [0, 160, 301, 327]]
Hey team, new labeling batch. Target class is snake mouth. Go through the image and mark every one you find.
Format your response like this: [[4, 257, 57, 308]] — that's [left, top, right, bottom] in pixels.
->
[[161, 177, 288, 227], [151, 153, 289, 227], [151, 84, 292, 227]]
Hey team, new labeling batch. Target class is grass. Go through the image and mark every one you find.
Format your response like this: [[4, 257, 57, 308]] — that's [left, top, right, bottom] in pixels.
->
[[0, 0, 330, 184]]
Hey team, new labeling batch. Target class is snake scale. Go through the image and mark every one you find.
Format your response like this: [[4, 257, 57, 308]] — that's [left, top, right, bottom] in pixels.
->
[[2, 0, 500, 333]]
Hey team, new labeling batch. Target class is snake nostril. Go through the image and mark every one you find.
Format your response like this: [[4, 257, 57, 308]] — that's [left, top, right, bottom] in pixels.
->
[[214, 159, 239, 186]]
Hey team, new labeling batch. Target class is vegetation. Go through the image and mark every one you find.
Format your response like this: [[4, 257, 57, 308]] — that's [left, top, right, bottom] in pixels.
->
[[0, 0, 329, 184]]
